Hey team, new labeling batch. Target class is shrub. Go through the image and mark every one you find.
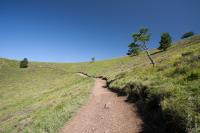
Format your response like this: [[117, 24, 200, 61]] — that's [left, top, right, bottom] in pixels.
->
[[181, 52, 193, 57], [181, 32, 195, 39], [20, 58, 28, 68], [163, 108, 187, 133], [187, 72, 199, 81], [90, 57, 95, 63], [173, 66, 188, 75]]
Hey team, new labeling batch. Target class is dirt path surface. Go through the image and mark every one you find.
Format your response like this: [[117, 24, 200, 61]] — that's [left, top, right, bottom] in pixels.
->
[[60, 77, 142, 133]]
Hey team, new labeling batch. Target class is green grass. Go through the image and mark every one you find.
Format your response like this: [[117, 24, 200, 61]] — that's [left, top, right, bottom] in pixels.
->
[[0, 59, 94, 133], [70, 35, 200, 132], [0, 35, 200, 133]]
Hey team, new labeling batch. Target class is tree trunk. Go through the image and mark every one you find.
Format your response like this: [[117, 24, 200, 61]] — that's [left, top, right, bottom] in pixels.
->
[[145, 50, 155, 67], [142, 43, 155, 67]]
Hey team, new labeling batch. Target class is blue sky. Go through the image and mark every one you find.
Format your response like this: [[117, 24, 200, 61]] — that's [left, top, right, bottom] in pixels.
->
[[0, 0, 199, 62]]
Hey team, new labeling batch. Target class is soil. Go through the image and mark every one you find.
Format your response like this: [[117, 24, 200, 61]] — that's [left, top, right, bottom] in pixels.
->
[[60, 76, 142, 133]]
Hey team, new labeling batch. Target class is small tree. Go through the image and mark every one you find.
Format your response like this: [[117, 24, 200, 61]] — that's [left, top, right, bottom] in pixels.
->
[[127, 42, 141, 56], [158, 32, 172, 51], [181, 32, 194, 39], [91, 57, 95, 63], [20, 58, 28, 68], [131, 27, 155, 67]]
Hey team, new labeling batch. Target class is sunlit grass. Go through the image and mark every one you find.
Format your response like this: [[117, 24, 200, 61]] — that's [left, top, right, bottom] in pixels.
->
[[0, 60, 94, 133], [0, 35, 199, 133]]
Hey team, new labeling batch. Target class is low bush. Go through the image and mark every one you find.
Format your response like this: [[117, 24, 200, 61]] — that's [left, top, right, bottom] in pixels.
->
[[125, 82, 149, 102], [182, 51, 193, 57], [20, 58, 28, 68], [187, 72, 199, 81]]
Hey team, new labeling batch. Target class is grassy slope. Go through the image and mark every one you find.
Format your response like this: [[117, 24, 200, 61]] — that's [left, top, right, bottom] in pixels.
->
[[60, 35, 200, 132], [79, 35, 200, 132], [0, 35, 200, 133], [0, 59, 94, 133]]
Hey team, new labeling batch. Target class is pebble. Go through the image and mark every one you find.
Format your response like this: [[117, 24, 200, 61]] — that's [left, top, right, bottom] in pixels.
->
[[104, 102, 111, 109]]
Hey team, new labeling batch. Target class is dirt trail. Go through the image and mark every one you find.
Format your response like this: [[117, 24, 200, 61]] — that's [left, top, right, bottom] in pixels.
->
[[60, 75, 142, 133]]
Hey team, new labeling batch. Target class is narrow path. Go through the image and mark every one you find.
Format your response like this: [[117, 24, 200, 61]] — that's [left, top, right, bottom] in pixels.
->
[[60, 75, 142, 133]]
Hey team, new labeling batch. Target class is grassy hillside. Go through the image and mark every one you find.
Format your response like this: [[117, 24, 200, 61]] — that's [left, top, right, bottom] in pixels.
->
[[68, 35, 200, 133], [0, 35, 200, 133], [0, 59, 94, 133]]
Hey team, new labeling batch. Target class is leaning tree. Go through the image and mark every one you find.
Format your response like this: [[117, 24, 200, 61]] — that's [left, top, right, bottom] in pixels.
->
[[131, 27, 155, 67]]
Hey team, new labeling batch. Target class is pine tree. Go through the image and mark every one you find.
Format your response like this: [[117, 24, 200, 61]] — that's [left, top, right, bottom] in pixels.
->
[[158, 32, 172, 51]]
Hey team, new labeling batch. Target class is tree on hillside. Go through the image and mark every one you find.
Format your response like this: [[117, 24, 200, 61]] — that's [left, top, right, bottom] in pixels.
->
[[91, 57, 95, 63], [20, 58, 28, 68], [130, 27, 155, 67], [127, 42, 141, 56], [158, 32, 172, 51], [181, 32, 194, 39]]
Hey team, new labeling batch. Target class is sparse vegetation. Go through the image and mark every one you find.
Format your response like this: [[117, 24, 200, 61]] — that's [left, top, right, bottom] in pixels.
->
[[0, 35, 200, 133]]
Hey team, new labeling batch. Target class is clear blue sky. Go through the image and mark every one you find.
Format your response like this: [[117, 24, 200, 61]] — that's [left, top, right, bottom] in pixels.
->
[[0, 0, 199, 62]]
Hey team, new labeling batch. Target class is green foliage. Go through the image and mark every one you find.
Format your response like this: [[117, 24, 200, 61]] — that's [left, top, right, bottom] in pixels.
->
[[131, 27, 150, 48], [130, 27, 155, 66], [181, 32, 195, 39], [20, 58, 28, 68], [158, 32, 172, 51], [107, 49, 200, 132], [187, 71, 199, 81], [125, 82, 149, 102], [70, 36, 200, 132], [127, 43, 141, 56], [1, 35, 200, 133]]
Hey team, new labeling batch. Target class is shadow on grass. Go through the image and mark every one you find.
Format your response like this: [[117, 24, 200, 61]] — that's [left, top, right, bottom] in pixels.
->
[[77, 72, 186, 133], [106, 81, 186, 133], [150, 50, 163, 56], [125, 99, 168, 133]]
